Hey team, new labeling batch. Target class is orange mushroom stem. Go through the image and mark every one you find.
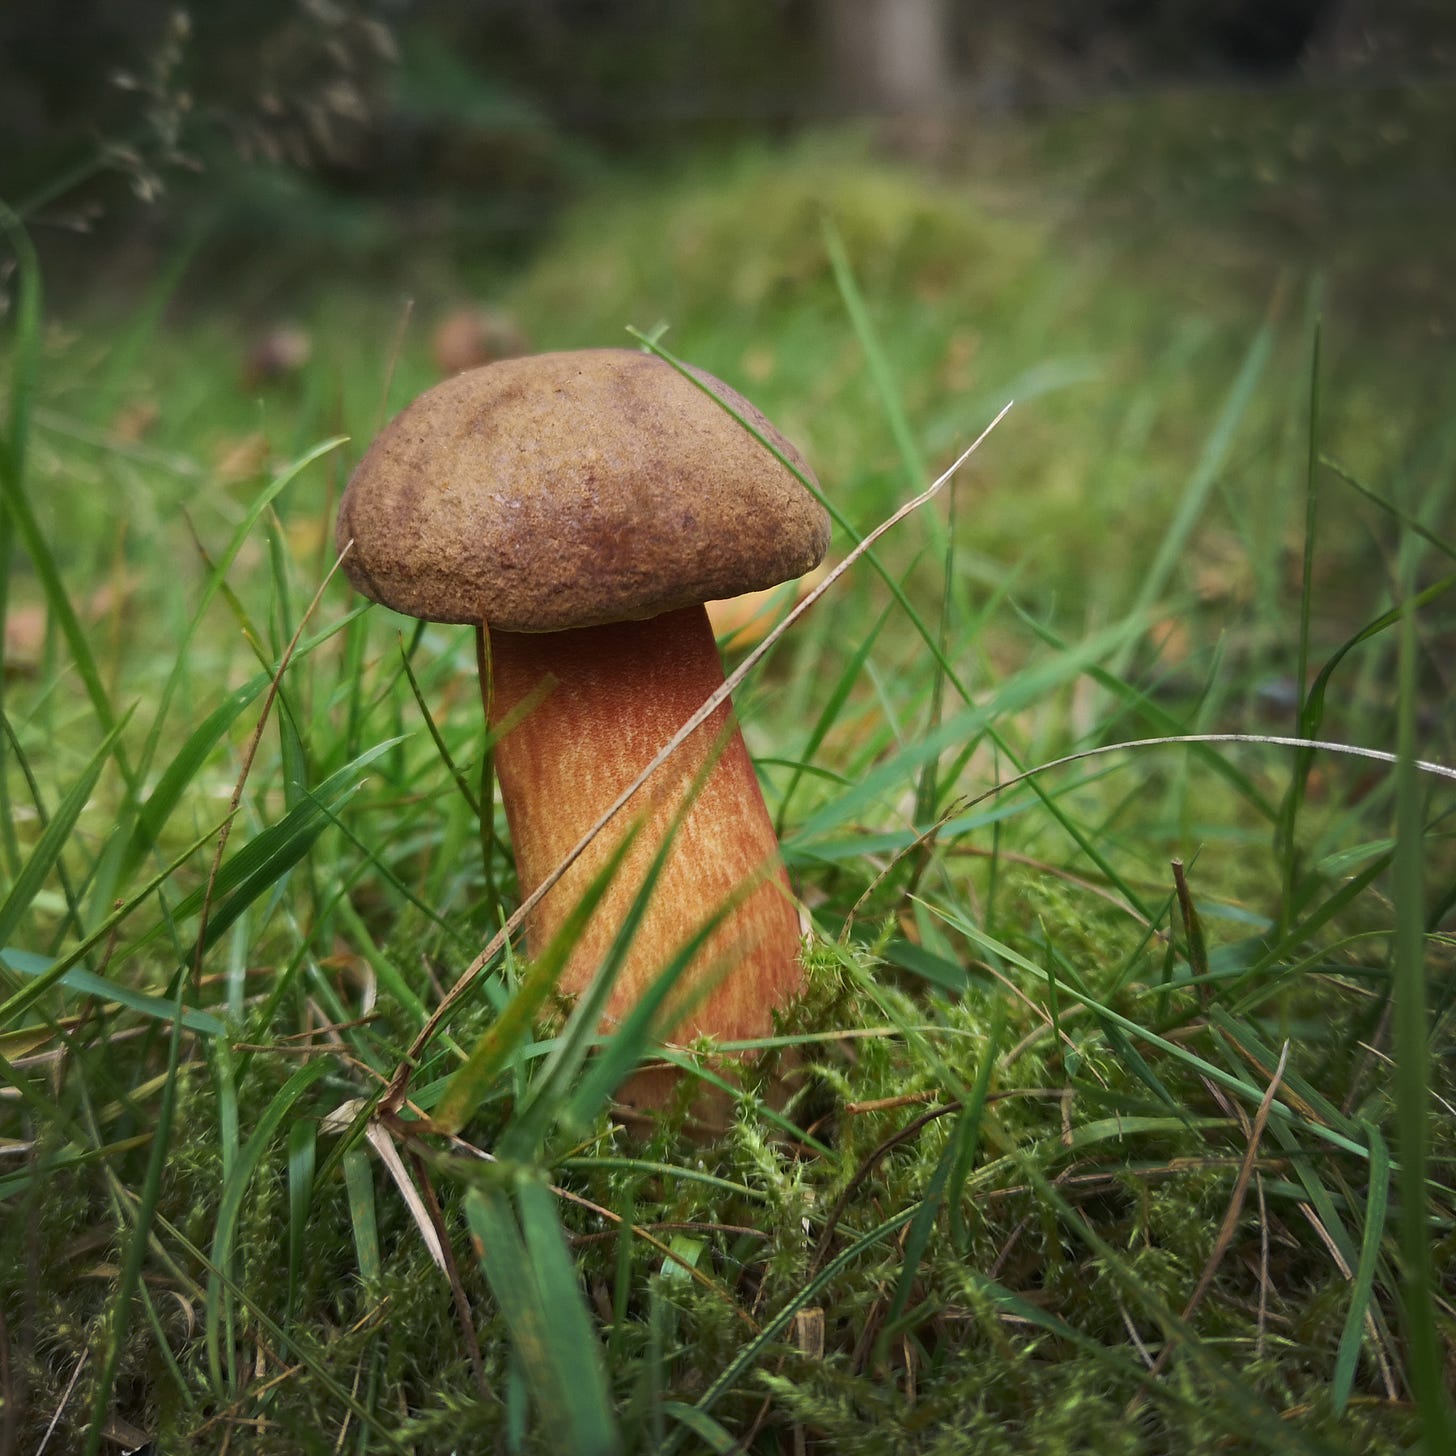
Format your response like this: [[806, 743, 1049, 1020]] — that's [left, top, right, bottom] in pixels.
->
[[486, 605, 801, 1110]]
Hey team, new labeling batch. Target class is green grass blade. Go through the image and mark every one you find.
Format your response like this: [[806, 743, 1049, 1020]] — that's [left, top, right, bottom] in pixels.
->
[[1207, 1006, 1353, 1137], [398, 634, 481, 816], [946, 998, 1002, 1250], [1392, 570, 1453, 1448], [80, 970, 188, 1456], [0, 947, 225, 1038], [996, 1124, 1334, 1456], [119, 604, 371, 880], [560, 1156, 770, 1204], [0, 211, 40, 870], [0, 205, 41, 872], [787, 614, 1145, 848], [1014, 605, 1278, 819], [466, 1183, 623, 1456], [1296, 326, 1323, 677], [332, 893, 432, 1027], [119, 676, 272, 879], [146, 1205, 412, 1454], [549, 901, 740, 1145], [1323, 455, 1456, 563], [515, 1177, 621, 1450], [929, 904, 1370, 1158], [0, 464, 138, 794], [184, 800, 350, 955], [467, 1187, 560, 1442], [91, 230, 204, 416], [0, 711, 130, 947], [0, 711, 84, 943], [1274, 322, 1323, 911], [0, 816, 222, 1031], [823, 218, 927, 493], [342, 1143, 382, 1287], [286, 1118, 317, 1319], [660, 1404, 739, 1454], [876, 1113, 960, 1352], [1093, 1015, 1184, 1114], [313, 799, 475, 952], [1234, 853, 1391, 989], [775, 604, 889, 837], [0, 205, 42, 484], [122, 736, 404, 963], [823, 219, 958, 822], [664, 1202, 921, 1451], [130, 436, 347, 792], [1306, 574, 1455, 739], [1125, 320, 1272, 632], [1331, 1122, 1391, 1416]]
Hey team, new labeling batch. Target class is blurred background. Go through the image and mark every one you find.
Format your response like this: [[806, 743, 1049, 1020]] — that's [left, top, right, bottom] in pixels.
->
[[4, 0, 1453, 308], [4, 0, 1454, 711]]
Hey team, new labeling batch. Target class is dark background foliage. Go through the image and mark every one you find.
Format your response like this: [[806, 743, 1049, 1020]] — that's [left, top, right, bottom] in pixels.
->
[[5, 0, 1452, 294]]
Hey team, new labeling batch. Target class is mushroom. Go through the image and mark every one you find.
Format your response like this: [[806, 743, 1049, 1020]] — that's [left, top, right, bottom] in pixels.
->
[[432, 306, 529, 377], [242, 323, 312, 390], [337, 348, 829, 1114]]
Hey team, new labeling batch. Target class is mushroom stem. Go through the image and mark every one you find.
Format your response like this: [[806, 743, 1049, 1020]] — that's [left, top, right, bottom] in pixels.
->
[[484, 605, 803, 1106]]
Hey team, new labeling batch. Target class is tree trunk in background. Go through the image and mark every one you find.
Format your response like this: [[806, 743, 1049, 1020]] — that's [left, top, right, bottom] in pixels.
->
[[822, 0, 953, 151]]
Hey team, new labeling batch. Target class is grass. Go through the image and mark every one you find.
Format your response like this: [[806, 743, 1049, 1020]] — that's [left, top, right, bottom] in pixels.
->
[[3, 90, 1455, 1453]]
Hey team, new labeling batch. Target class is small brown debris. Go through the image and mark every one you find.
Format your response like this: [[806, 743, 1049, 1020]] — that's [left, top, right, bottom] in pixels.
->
[[214, 432, 272, 482], [431, 307, 528, 377], [243, 324, 312, 390], [109, 399, 160, 443], [5, 579, 133, 676]]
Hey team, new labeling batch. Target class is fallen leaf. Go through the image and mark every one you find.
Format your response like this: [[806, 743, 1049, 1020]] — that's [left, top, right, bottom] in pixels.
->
[[707, 562, 830, 651]]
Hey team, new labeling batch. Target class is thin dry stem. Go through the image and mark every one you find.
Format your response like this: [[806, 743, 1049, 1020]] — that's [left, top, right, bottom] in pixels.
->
[[961, 736, 1456, 820], [406, 1149, 491, 1401], [1126, 1039, 1290, 1413]]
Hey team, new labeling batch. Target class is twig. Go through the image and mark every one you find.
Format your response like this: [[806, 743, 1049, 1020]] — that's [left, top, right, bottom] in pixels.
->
[[1126, 1040, 1290, 1414], [35, 1350, 86, 1455], [1170, 858, 1208, 986], [809, 1101, 962, 1275], [844, 1090, 940, 1115], [1180, 1042, 1287, 1319], [946, 845, 1165, 935], [1118, 1296, 1157, 1370]]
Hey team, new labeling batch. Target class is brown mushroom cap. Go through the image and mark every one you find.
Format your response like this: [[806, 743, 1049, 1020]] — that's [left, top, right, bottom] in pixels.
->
[[336, 348, 830, 631]]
